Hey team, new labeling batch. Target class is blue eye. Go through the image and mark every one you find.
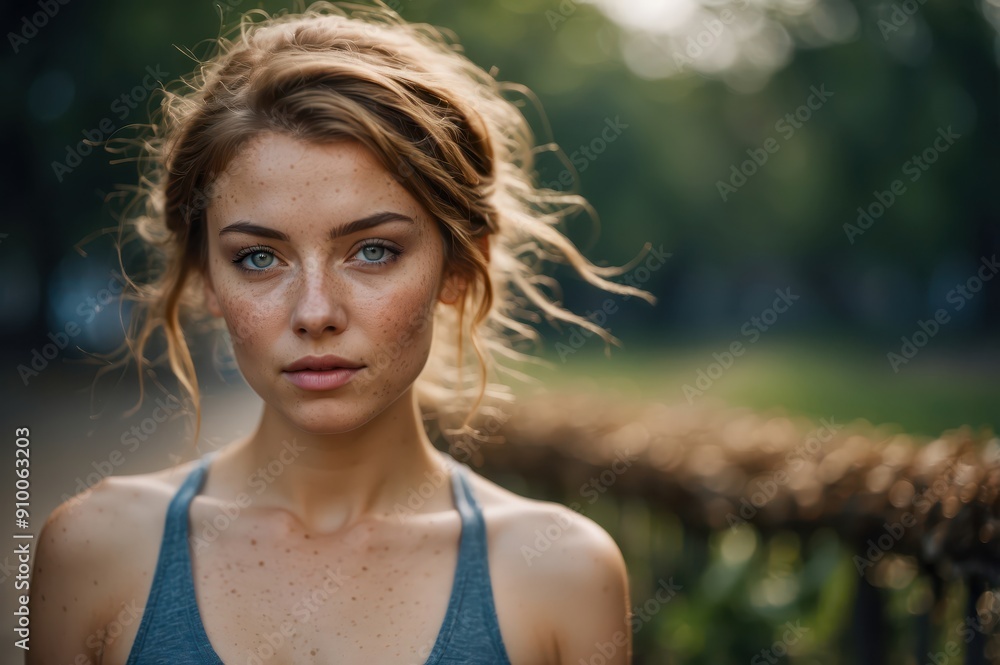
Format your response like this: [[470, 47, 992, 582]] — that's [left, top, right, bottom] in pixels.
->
[[230, 241, 401, 273], [358, 245, 386, 262], [232, 245, 278, 272], [355, 241, 401, 265]]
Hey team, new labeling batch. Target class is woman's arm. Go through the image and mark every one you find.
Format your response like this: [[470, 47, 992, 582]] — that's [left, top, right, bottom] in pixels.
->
[[550, 513, 632, 664], [508, 504, 633, 665], [28, 481, 137, 665]]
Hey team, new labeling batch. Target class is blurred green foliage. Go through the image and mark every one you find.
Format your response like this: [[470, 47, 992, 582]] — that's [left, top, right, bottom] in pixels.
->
[[9, 0, 996, 428], [7, 2, 1000, 660], [520, 339, 999, 438]]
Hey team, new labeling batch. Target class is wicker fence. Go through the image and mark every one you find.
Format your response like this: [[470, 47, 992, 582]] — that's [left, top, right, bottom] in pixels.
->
[[432, 392, 1000, 664]]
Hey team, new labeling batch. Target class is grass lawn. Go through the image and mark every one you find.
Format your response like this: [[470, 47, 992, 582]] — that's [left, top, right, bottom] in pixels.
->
[[507, 336, 999, 439]]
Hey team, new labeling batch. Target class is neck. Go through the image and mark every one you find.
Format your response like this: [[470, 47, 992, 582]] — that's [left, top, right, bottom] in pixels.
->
[[216, 387, 455, 533]]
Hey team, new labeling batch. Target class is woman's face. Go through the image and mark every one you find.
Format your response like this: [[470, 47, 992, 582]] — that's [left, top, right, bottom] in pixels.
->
[[202, 132, 462, 432]]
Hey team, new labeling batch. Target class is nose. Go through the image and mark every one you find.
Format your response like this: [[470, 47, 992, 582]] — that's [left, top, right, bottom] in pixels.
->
[[289, 260, 349, 338]]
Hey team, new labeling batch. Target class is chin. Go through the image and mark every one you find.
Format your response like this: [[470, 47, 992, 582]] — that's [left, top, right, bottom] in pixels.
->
[[268, 377, 407, 433], [277, 398, 380, 435], [242, 364, 420, 434]]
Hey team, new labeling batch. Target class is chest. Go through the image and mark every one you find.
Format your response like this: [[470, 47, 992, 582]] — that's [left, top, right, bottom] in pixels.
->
[[200, 508, 465, 665], [108, 505, 467, 665]]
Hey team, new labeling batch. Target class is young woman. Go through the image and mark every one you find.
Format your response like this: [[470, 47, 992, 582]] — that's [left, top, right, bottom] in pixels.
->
[[30, 3, 655, 663]]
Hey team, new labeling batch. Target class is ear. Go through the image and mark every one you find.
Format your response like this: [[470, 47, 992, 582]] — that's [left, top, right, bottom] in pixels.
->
[[438, 234, 489, 306], [475, 233, 490, 263], [202, 269, 223, 318], [438, 270, 467, 306]]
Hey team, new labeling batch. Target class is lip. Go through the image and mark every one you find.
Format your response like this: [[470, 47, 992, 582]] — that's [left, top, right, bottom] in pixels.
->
[[283, 354, 365, 372], [283, 367, 363, 391], [282, 355, 366, 392]]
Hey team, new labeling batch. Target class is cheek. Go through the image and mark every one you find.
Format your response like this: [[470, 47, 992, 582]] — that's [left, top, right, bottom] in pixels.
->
[[379, 284, 435, 341], [363, 277, 440, 368], [215, 281, 283, 351]]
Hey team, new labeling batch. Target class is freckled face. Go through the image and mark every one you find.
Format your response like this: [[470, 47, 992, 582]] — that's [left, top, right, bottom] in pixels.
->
[[202, 132, 458, 432]]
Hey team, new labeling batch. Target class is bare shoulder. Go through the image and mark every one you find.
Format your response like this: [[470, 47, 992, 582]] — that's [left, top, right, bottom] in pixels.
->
[[28, 460, 201, 664], [463, 468, 632, 664], [464, 469, 626, 571], [38, 458, 199, 560], [35, 458, 200, 583]]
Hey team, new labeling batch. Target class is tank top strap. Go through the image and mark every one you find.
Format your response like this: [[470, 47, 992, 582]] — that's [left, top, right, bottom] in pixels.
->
[[447, 456, 487, 558], [126, 451, 223, 665], [163, 451, 217, 541], [432, 451, 512, 664]]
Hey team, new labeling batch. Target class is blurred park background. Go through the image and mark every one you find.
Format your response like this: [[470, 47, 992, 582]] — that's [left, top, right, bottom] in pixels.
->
[[2, 0, 999, 662]]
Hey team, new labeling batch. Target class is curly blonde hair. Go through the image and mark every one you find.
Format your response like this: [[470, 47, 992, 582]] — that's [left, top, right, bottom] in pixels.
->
[[107, 0, 657, 455]]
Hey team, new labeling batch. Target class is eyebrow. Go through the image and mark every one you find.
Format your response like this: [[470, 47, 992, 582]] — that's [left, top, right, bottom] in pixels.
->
[[219, 212, 415, 241]]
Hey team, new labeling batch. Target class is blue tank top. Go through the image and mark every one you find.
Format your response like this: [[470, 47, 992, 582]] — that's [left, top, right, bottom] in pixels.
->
[[125, 451, 513, 664]]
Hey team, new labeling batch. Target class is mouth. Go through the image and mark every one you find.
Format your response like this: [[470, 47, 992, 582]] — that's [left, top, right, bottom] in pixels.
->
[[282, 367, 365, 391], [283, 354, 365, 372], [282, 355, 366, 391]]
